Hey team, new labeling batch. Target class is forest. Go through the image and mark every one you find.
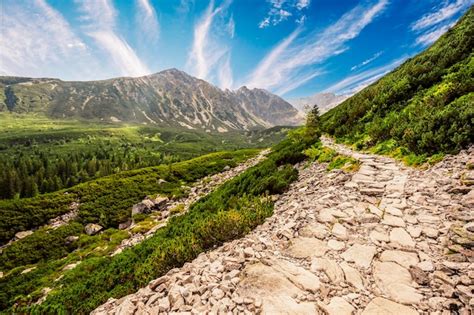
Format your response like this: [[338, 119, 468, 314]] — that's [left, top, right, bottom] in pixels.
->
[[0, 114, 290, 199]]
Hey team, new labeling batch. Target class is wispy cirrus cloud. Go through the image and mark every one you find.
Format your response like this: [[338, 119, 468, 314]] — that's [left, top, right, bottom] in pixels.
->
[[136, 0, 159, 41], [415, 22, 455, 45], [77, 0, 150, 77], [187, 0, 234, 88], [0, 0, 93, 78], [411, 0, 470, 31], [247, 0, 389, 95], [325, 57, 407, 95], [411, 0, 471, 46], [350, 51, 383, 71], [259, 0, 310, 28]]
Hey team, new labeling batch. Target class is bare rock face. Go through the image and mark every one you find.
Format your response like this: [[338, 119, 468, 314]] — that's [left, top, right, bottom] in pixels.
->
[[84, 223, 103, 236], [0, 70, 303, 131]]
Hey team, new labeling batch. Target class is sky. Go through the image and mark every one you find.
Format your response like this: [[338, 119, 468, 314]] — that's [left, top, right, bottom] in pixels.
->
[[0, 0, 472, 99]]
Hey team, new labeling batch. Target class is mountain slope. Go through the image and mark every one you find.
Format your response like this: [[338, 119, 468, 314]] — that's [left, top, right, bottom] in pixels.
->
[[289, 92, 349, 113], [0, 69, 303, 131], [322, 7, 473, 155]]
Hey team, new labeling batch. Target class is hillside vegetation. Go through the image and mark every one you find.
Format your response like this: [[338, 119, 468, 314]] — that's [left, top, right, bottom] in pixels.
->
[[322, 7, 473, 162], [1, 124, 320, 313]]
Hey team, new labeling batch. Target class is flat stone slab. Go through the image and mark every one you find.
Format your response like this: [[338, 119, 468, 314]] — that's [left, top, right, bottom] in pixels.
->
[[299, 223, 329, 239], [237, 261, 317, 314], [341, 244, 377, 269], [318, 297, 355, 315], [362, 297, 419, 315], [373, 261, 423, 304], [382, 214, 406, 227], [390, 228, 415, 248], [286, 237, 328, 258], [340, 261, 364, 290], [311, 258, 344, 283], [380, 250, 419, 268]]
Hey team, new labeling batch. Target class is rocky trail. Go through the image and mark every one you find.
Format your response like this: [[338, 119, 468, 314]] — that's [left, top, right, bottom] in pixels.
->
[[94, 137, 474, 315]]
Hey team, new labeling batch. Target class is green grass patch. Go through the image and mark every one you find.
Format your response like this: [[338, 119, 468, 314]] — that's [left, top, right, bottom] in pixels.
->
[[304, 143, 359, 171]]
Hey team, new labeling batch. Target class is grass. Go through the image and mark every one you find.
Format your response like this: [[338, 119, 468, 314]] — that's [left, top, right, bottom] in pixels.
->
[[303, 142, 359, 172]]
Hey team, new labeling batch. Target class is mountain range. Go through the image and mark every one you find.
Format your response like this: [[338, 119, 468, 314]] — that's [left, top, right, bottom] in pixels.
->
[[0, 69, 303, 132], [288, 92, 349, 114]]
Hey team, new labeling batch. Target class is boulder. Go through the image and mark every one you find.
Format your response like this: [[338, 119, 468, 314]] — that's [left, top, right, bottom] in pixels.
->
[[15, 230, 33, 240], [65, 235, 79, 244], [153, 196, 168, 209], [118, 220, 132, 230], [85, 223, 103, 235]]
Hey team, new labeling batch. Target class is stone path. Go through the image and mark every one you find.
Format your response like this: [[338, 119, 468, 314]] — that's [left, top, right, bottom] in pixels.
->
[[93, 138, 473, 315]]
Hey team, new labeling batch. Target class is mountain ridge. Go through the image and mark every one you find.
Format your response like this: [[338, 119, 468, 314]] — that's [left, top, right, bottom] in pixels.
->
[[289, 92, 350, 113], [0, 69, 303, 131]]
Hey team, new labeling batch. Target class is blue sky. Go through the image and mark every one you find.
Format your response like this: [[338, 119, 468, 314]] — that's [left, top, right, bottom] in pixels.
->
[[0, 0, 472, 98]]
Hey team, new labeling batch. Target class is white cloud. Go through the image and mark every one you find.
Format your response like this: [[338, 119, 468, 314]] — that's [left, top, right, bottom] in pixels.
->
[[275, 70, 323, 95], [0, 0, 95, 78], [218, 53, 234, 90], [227, 14, 236, 38], [415, 22, 454, 46], [77, 0, 150, 77], [247, 0, 389, 94], [411, 0, 471, 47], [296, 0, 310, 10], [259, 0, 310, 28], [325, 57, 406, 95], [411, 0, 470, 31], [136, 0, 159, 40], [259, 17, 271, 29], [350, 51, 383, 71], [187, 0, 234, 88]]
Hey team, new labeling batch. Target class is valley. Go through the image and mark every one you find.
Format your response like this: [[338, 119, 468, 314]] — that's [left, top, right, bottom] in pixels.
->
[[0, 3, 473, 315]]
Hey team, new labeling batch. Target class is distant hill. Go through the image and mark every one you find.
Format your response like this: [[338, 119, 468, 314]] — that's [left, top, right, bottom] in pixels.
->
[[0, 69, 303, 131], [321, 7, 473, 155], [289, 92, 349, 113]]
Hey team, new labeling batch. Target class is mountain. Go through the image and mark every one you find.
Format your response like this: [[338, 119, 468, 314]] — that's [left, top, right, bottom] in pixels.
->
[[0, 69, 303, 131], [289, 92, 349, 113], [322, 6, 473, 155]]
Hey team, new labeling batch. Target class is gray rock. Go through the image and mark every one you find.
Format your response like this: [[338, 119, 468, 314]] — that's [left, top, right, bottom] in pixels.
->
[[409, 266, 429, 285], [84, 223, 103, 235]]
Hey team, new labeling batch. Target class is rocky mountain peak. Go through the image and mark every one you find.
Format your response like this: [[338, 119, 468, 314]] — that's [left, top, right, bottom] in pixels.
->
[[0, 70, 303, 131]]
